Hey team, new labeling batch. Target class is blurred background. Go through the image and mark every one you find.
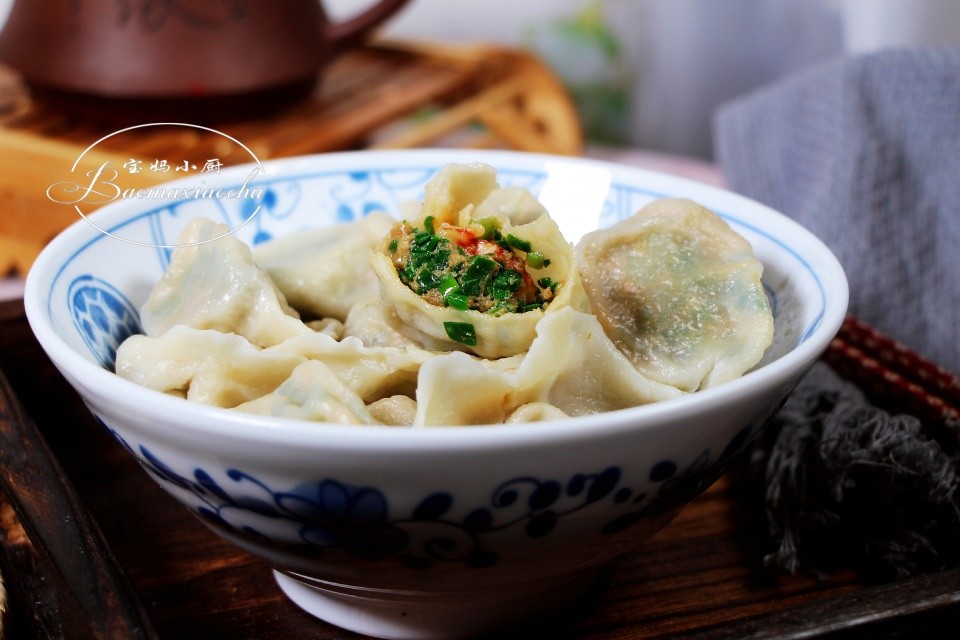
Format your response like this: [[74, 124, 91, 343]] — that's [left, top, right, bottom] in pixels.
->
[[3, 0, 960, 161], [326, 0, 960, 159]]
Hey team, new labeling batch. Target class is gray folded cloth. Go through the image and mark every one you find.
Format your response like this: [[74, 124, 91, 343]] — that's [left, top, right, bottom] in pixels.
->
[[714, 49, 960, 579], [756, 361, 960, 580], [714, 47, 960, 375]]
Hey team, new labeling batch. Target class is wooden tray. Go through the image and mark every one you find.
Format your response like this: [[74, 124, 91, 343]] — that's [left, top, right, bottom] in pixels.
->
[[0, 39, 582, 276], [1, 298, 959, 639]]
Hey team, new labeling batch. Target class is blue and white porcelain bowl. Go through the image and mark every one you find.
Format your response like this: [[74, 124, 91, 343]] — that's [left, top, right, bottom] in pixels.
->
[[24, 149, 848, 640]]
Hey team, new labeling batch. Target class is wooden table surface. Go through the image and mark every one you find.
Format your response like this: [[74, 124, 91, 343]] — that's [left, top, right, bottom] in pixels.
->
[[1, 297, 959, 639]]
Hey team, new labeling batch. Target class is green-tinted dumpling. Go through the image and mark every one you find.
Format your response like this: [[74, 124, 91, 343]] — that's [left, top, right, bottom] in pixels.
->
[[576, 198, 773, 391]]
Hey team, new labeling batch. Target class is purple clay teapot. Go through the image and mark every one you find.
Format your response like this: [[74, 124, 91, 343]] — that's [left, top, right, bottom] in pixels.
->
[[0, 0, 410, 121]]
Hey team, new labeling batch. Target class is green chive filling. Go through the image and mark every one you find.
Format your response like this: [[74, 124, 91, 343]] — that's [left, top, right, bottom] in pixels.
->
[[445, 292, 470, 310], [475, 217, 500, 239], [460, 256, 496, 297], [525, 251, 547, 269], [505, 233, 532, 252], [537, 277, 558, 293], [444, 321, 477, 346], [439, 275, 460, 300], [392, 221, 555, 318]]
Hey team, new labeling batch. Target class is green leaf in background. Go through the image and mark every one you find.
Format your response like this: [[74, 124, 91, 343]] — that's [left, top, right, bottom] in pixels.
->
[[523, 1, 632, 145], [556, 2, 622, 59]]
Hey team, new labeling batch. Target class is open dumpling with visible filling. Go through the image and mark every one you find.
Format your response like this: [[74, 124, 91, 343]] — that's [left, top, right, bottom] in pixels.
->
[[370, 163, 588, 358], [576, 198, 773, 392]]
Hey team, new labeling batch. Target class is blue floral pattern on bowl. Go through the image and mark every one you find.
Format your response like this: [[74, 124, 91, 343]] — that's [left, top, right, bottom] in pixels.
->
[[67, 275, 142, 368], [106, 423, 758, 570]]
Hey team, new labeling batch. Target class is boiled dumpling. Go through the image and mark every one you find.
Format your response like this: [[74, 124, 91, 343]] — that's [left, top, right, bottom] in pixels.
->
[[267, 331, 432, 403], [367, 395, 418, 426], [235, 360, 378, 425], [370, 165, 588, 358], [342, 296, 424, 349], [412, 351, 513, 425], [115, 326, 304, 406], [412, 307, 681, 426], [254, 212, 394, 321], [576, 198, 773, 391], [516, 306, 683, 413], [139, 217, 311, 347]]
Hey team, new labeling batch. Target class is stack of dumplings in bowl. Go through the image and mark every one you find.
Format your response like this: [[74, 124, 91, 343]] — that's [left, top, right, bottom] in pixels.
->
[[115, 162, 774, 426]]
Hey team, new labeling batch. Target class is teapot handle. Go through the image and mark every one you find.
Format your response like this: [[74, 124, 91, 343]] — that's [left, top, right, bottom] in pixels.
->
[[326, 0, 411, 55]]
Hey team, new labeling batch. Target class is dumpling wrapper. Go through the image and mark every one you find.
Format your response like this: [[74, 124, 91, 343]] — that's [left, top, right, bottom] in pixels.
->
[[267, 331, 432, 403], [342, 296, 423, 349], [115, 326, 304, 407], [305, 318, 345, 339], [117, 323, 426, 419], [412, 307, 682, 426], [576, 198, 773, 392], [139, 217, 311, 347], [417, 162, 499, 227], [473, 186, 548, 226], [367, 395, 419, 427], [506, 403, 570, 424], [254, 213, 394, 321], [415, 163, 547, 229], [236, 360, 378, 425]]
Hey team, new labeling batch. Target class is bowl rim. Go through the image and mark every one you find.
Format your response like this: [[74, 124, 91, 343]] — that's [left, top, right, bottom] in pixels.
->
[[24, 148, 849, 451]]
